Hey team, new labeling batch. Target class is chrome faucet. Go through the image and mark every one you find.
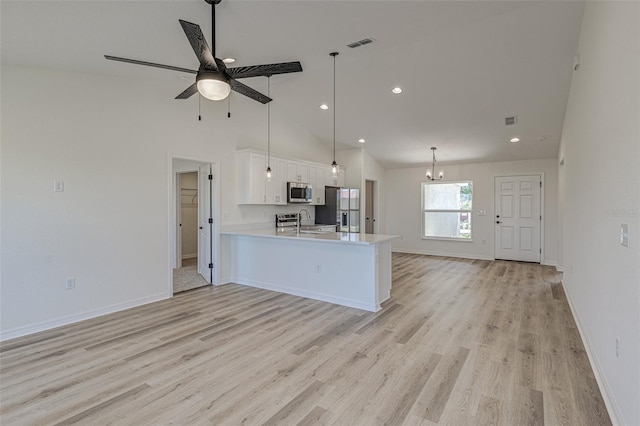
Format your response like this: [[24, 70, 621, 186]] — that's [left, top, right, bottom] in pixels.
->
[[297, 209, 310, 235]]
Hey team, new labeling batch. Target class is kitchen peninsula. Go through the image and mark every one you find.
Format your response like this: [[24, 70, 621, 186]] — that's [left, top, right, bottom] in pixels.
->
[[220, 230, 399, 312]]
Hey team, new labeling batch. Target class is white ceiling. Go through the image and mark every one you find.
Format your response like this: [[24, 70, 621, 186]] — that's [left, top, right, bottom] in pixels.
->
[[1, 0, 584, 168]]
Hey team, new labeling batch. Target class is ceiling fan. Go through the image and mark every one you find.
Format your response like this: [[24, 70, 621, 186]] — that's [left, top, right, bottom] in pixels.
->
[[105, 0, 302, 104]]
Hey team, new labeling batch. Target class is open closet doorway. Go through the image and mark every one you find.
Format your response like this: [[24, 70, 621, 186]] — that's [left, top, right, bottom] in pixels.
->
[[171, 158, 216, 294], [365, 180, 376, 234], [177, 172, 199, 269]]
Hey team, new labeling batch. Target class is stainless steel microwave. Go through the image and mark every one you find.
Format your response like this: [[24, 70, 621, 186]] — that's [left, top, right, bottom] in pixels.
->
[[287, 182, 312, 203]]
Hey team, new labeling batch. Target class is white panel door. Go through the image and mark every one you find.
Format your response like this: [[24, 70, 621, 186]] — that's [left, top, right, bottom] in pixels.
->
[[494, 175, 541, 262], [198, 165, 213, 283]]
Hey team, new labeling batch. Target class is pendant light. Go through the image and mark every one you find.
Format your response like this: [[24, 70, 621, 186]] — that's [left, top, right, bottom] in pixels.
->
[[266, 76, 272, 181], [426, 147, 444, 180], [330, 52, 339, 177]]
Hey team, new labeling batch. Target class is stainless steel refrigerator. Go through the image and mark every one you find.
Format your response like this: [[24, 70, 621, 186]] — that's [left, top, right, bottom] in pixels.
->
[[315, 186, 360, 232]]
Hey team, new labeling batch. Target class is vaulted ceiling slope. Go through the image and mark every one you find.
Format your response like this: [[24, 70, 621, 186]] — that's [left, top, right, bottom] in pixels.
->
[[0, 1, 584, 167]]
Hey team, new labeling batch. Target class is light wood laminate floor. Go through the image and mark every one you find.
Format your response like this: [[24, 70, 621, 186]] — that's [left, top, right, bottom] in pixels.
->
[[0, 254, 611, 425]]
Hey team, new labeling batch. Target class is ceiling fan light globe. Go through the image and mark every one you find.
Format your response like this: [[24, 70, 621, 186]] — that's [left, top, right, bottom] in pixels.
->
[[196, 71, 231, 101]]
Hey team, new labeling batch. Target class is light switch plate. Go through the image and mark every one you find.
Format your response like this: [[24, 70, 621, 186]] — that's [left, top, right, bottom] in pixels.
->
[[54, 180, 64, 192], [620, 224, 629, 247]]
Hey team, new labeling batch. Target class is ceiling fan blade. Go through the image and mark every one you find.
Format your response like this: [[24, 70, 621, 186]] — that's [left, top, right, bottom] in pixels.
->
[[226, 62, 303, 79], [229, 79, 272, 104], [175, 83, 199, 100], [179, 19, 217, 70], [104, 55, 197, 75], [214, 57, 227, 73]]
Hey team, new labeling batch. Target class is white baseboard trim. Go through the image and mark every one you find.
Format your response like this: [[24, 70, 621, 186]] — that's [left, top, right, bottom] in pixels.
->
[[541, 261, 558, 268], [231, 277, 378, 312], [0, 292, 169, 342], [181, 254, 197, 259], [561, 279, 623, 426], [392, 248, 494, 261]]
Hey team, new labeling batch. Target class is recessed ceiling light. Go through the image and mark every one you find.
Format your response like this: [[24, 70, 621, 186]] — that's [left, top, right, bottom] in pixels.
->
[[537, 136, 547, 141], [358, 138, 365, 144], [392, 87, 402, 94], [320, 104, 329, 110], [510, 137, 520, 143], [222, 58, 236, 64]]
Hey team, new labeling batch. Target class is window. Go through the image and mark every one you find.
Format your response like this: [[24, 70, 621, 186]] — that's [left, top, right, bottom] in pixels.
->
[[422, 181, 473, 240]]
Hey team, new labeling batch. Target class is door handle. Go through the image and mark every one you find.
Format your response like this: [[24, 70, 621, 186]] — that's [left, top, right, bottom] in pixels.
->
[[496, 215, 500, 218], [199, 226, 203, 229], [496, 221, 502, 224]]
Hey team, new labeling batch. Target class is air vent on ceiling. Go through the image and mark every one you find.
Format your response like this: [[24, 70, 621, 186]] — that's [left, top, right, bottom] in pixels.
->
[[347, 38, 374, 48], [505, 116, 517, 126]]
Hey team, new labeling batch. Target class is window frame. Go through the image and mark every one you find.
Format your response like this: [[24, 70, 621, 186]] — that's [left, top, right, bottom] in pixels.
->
[[421, 180, 474, 242]]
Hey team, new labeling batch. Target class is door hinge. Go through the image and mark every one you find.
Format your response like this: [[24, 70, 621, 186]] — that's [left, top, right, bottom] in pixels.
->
[[208, 174, 213, 181], [208, 218, 213, 224], [539, 181, 542, 188], [539, 248, 542, 254], [208, 263, 213, 269], [540, 215, 542, 220]]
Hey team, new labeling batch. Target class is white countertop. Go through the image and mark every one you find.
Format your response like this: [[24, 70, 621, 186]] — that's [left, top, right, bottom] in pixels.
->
[[220, 228, 400, 245]]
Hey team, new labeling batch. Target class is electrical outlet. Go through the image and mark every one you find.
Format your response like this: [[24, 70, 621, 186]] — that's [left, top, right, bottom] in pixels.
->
[[482, 239, 486, 245], [316, 265, 321, 273], [620, 224, 629, 247], [616, 337, 621, 358], [65, 277, 75, 290], [54, 180, 64, 192]]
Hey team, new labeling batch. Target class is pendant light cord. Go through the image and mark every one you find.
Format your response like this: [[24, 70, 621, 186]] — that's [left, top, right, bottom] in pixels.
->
[[330, 52, 339, 171], [267, 76, 271, 169], [333, 53, 336, 163]]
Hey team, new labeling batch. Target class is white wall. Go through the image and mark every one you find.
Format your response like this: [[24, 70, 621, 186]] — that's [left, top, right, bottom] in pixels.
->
[[337, 149, 363, 189], [0, 65, 329, 339], [363, 150, 387, 235], [386, 158, 558, 264], [558, 2, 640, 425], [336, 148, 388, 234]]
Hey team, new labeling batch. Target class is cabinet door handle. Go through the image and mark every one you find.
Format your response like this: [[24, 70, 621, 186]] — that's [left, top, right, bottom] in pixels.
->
[[496, 221, 502, 224]]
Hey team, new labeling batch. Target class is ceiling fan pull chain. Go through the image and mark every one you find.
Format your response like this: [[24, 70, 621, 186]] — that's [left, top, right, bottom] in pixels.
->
[[227, 94, 231, 118], [198, 94, 202, 121]]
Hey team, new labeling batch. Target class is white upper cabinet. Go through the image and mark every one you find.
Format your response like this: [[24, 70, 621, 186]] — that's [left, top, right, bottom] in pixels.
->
[[287, 160, 310, 183], [237, 149, 345, 205], [309, 164, 326, 205], [266, 157, 287, 205], [237, 151, 267, 204]]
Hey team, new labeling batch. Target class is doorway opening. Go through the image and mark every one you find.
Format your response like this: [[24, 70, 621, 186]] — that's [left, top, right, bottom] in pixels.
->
[[171, 158, 217, 295], [175, 171, 206, 293], [365, 179, 376, 234]]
